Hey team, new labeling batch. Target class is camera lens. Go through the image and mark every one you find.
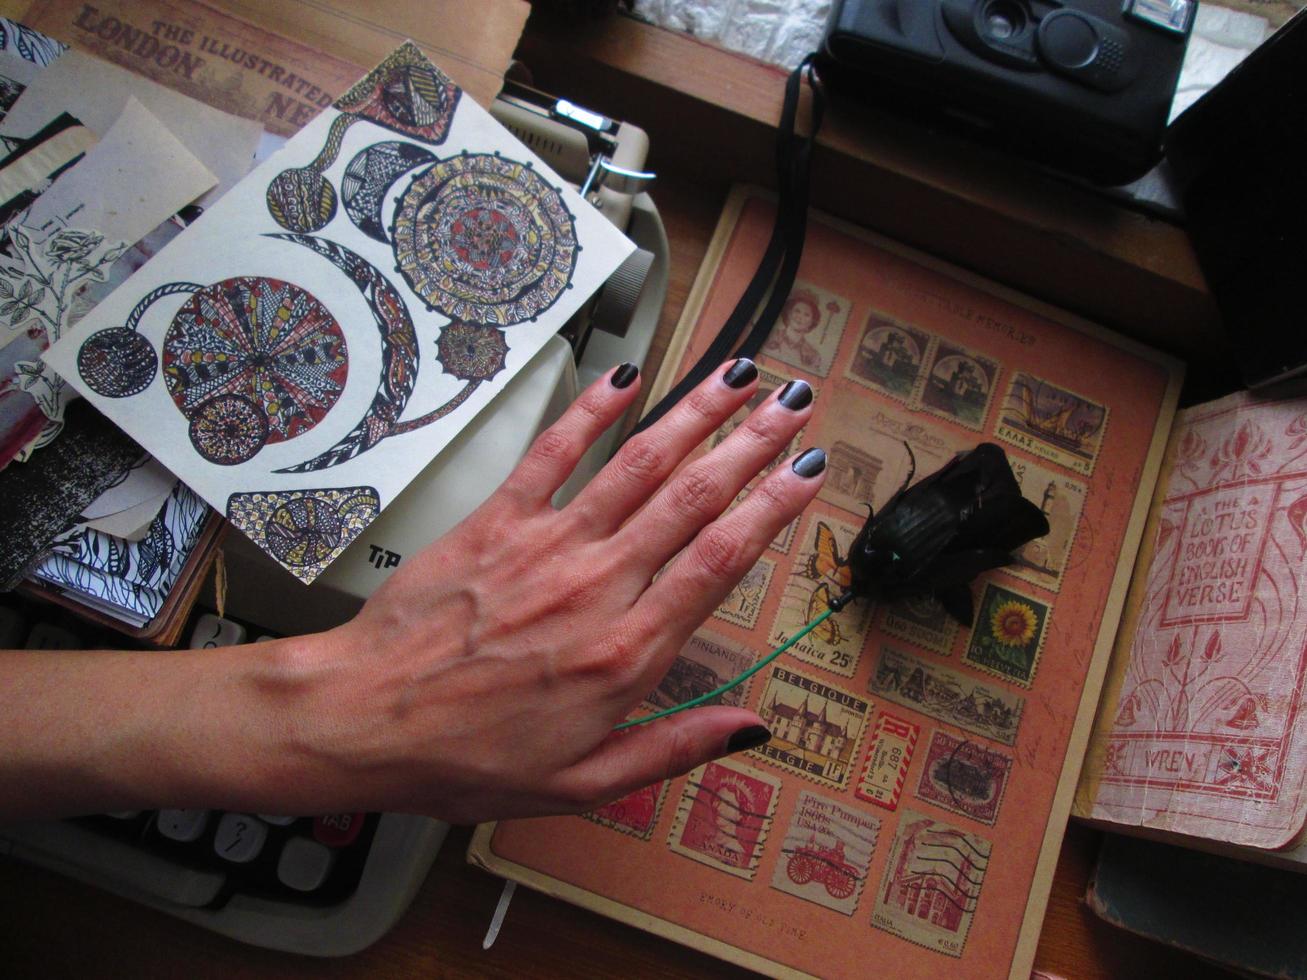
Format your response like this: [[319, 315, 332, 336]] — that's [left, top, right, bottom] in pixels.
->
[[982, 1, 1026, 40]]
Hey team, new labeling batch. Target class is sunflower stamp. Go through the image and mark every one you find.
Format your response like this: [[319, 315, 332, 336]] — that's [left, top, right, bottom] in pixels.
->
[[771, 789, 879, 915], [880, 594, 959, 656], [755, 665, 871, 789], [914, 339, 999, 431], [758, 280, 851, 378], [668, 758, 781, 880], [915, 731, 1012, 826], [1006, 456, 1087, 593], [872, 809, 992, 957], [963, 582, 1050, 688], [769, 514, 874, 677], [995, 372, 1108, 477], [714, 557, 775, 631], [647, 630, 757, 711], [855, 712, 920, 810], [870, 646, 1024, 746], [585, 780, 669, 840], [846, 309, 933, 403]]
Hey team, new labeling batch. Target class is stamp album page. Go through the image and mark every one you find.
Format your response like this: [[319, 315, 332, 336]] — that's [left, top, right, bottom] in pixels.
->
[[471, 187, 1182, 979]]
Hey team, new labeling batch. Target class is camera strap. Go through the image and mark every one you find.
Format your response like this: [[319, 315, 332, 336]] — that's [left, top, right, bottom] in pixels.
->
[[624, 53, 825, 440]]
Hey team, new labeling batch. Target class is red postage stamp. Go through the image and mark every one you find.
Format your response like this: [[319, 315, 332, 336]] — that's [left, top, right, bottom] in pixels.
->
[[872, 809, 992, 957], [667, 758, 782, 880], [855, 712, 921, 810], [771, 789, 879, 915], [914, 730, 1013, 826], [585, 780, 669, 841]]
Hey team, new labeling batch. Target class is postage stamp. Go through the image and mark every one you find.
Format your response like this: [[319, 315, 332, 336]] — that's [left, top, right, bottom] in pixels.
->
[[668, 758, 782, 880], [754, 665, 872, 789], [914, 339, 1000, 431], [1006, 456, 1087, 592], [758, 280, 851, 378], [771, 789, 880, 915], [869, 646, 1024, 746], [585, 779, 669, 840], [963, 581, 1051, 688], [770, 515, 799, 556], [714, 557, 775, 631], [768, 515, 874, 677], [872, 809, 993, 957], [855, 712, 921, 810], [915, 730, 1013, 826], [995, 371, 1108, 477], [647, 629, 757, 711], [879, 594, 960, 656], [816, 403, 962, 517], [845, 308, 933, 403]]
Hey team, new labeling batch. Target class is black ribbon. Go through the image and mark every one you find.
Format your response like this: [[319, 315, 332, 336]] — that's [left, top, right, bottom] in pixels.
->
[[623, 52, 825, 441]]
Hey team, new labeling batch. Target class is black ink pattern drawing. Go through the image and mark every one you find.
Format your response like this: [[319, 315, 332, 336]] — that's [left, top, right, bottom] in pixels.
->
[[392, 151, 579, 326], [266, 42, 459, 235], [226, 486, 380, 585], [269, 233, 508, 473], [341, 141, 436, 243]]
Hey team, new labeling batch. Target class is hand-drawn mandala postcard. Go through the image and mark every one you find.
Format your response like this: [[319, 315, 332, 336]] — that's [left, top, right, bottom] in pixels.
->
[[45, 42, 634, 583]]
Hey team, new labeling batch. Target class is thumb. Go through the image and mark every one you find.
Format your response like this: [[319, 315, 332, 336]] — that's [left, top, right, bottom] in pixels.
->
[[554, 708, 773, 811]]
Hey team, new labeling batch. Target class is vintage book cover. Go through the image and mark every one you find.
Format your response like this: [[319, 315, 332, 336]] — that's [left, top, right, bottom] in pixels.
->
[[1077, 391, 1307, 859], [470, 186, 1182, 979]]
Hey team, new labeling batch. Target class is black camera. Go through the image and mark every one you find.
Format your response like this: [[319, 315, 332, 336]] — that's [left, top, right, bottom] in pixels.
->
[[821, 0, 1196, 184]]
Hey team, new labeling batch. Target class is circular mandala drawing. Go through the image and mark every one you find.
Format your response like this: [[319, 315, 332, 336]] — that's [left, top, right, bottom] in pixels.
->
[[189, 394, 269, 465], [77, 327, 158, 397], [264, 494, 346, 567], [266, 166, 338, 233], [393, 153, 578, 326], [162, 277, 348, 465], [436, 322, 508, 382]]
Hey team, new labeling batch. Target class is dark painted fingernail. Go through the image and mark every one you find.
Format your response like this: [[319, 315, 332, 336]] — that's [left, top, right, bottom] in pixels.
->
[[611, 362, 639, 389], [792, 448, 826, 478], [726, 725, 771, 754], [777, 379, 812, 411], [723, 357, 758, 389]]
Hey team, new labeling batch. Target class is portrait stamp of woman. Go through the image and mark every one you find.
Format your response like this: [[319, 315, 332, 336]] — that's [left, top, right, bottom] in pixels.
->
[[668, 758, 782, 880], [758, 281, 850, 378]]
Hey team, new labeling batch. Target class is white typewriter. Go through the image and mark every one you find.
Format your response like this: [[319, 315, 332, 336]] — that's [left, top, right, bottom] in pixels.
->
[[0, 87, 668, 956]]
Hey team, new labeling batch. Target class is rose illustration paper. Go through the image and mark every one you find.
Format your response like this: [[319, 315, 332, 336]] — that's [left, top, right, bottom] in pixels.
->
[[45, 43, 634, 583]]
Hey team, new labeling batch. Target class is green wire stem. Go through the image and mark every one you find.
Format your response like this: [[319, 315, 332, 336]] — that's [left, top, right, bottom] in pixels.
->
[[615, 606, 837, 731]]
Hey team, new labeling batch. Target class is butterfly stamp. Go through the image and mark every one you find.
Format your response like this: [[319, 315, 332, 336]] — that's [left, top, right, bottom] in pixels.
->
[[754, 665, 872, 789], [963, 581, 1051, 689], [869, 645, 1024, 746], [995, 371, 1109, 477], [768, 515, 874, 677], [770, 788, 880, 916], [1005, 456, 1087, 593], [714, 557, 775, 631], [913, 338, 1000, 432], [879, 595, 960, 656], [845, 308, 933, 404], [872, 809, 992, 957], [855, 712, 921, 810], [915, 730, 1012, 826], [584, 780, 669, 841], [646, 630, 757, 711], [816, 404, 962, 519], [757, 279, 851, 378], [667, 758, 782, 880]]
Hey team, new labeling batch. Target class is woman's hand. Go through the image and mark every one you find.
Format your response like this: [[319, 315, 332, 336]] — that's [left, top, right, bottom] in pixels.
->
[[262, 357, 825, 822], [0, 358, 825, 823]]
